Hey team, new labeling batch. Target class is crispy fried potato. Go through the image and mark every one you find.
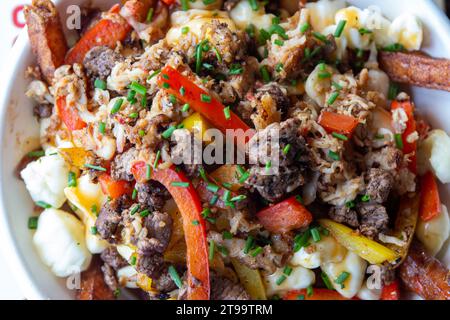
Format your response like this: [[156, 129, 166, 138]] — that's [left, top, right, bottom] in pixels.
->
[[77, 257, 115, 300], [399, 240, 450, 300], [379, 51, 450, 92], [24, 0, 68, 84]]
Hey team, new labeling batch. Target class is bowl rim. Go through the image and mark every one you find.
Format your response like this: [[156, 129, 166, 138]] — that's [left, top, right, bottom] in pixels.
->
[[0, 0, 449, 300]]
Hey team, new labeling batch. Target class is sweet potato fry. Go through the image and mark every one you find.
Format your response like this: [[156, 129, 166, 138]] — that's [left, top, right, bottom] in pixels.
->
[[399, 240, 450, 300], [379, 51, 450, 92], [24, 0, 68, 84], [77, 257, 115, 300]]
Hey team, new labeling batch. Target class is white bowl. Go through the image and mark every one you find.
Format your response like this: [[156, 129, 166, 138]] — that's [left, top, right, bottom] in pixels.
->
[[0, 0, 449, 300]]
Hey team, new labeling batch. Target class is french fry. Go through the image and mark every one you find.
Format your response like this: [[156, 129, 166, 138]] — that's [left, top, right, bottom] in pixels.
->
[[379, 51, 450, 92], [24, 0, 68, 84], [77, 257, 115, 300]]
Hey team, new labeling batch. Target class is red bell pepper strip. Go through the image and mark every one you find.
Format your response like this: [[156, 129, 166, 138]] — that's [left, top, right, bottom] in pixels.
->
[[98, 173, 132, 199], [158, 66, 254, 142], [65, 8, 131, 65], [391, 99, 417, 173], [132, 161, 210, 300], [380, 280, 400, 300], [284, 288, 351, 300], [256, 196, 313, 233], [161, 0, 175, 4], [318, 111, 360, 137], [419, 171, 441, 222], [56, 96, 86, 131]]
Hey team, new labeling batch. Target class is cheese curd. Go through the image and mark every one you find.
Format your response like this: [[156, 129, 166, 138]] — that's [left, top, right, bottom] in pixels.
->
[[290, 235, 348, 269], [417, 129, 450, 183], [264, 266, 315, 296], [33, 208, 92, 277], [21, 149, 70, 208], [321, 252, 367, 298], [230, 0, 275, 32], [117, 266, 138, 289], [389, 14, 423, 51], [306, 0, 346, 33], [416, 204, 450, 256], [64, 174, 109, 254]]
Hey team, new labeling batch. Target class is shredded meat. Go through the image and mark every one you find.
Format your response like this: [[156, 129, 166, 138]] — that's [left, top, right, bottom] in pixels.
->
[[136, 180, 170, 211], [356, 203, 389, 239], [83, 46, 123, 80], [95, 195, 131, 243], [365, 146, 402, 171], [210, 273, 250, 300], [33, 103, 52, 118], [329, 206, 359, 228], [110, 148, 138, 182], [135, 251, 165, 279], [138, 211, 173, 254], [364, 168, 394, 204], [101, 263, 119, 292], [101, 246, 128, 270]]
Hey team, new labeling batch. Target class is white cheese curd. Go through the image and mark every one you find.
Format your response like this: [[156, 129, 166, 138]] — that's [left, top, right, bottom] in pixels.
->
[[20, 149, 70, 208], [230, 0, 275, 31], [322, 24, 348, 59], [321, 252, 367, 298], [290, 235, 347, 269], [64, 174, 109, 254], [305, 63, 334, 107], [359, 5, 392, 47], [186, 0, 223, 10], [389, 14, 423, 51], [264, 266, 315, 296], [167, 9, 235, 46], [357, 282, 382, 300], [416, 204, 450, 256], [417, 129, 450, 183], [117, 244, 135, 261], [367, 69, 390, 98], [33, 208, 92, 277], [306, 0, 346, 33], [117, 266, 138, 289]]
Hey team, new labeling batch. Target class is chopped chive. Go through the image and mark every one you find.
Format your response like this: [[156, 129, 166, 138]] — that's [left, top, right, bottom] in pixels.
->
[[36, 201, 51, 209], [327, 92, 339, 105], [295, 195, 304, 204], [146, 7, 154, 22], [250, 246, 263, 257], [335, 271, 350, 288], [306, 285, 313, 297], [222, 190, 231, 202], [275, 63, 284, 73], [238, 171, 250, 184], [27, 150, 45, 158], [196, 40, 206, 74], [276, 275, 287, 286], [283, 266, 293, 276], [328, 150, 340, 161], [153, 150, 161, 169], [297, 294, 305, 300], [162, 125, 177, 139], [192, 220, 200, 226], [382, 43, 405, 52], [209, 240, 215, 261], [68, 171, 77, 187], [179, 86, 186, 96], [90, 226, 97, 235], [181, 103, 190, 112], [99, 122, 106, 135], [260, 65, 271, 83], [332, 132, 348, 141], [313, 31, 328, 43], [265, 160, 272, 172], [229, 63, 244, 75], [249, 0, 259, 11], [140, 95, 147, 108], [310, 228, 321, 242], [28, 217, 38, 229], [91, 204, 98, 216], [213, 47, 222, 63], [130, 256, 136, 266], [394, 133, 404, 149], [269, 24, 288, 40], [148, 69, 161, 80], [318, 71, 332, 79], [299, 23, 310, 33], [206, 183, 220, 193], [138, 129, 146, 137], [130, 204, 140, 216], [140, 209, 150, 217], [200, 94, 211, 103], [111, 98, 124, 114], [207, 217, 217, 224], [243, 235, 254, 254], [332, 81, 343, 91], [181, 0, 189, 11], [199, 167, 208, 182], [321, 272, 334, 290], [334, 20, 347, 38], [388, 82, 399, 100], [181, 26, 190, 35], [84, 164, 107, 171], [171, 181, 190, 188], [94, 78, 107, 90], [218, 245, 229, 256], [146, 164, 152, 180], [201, 208, 211, 218], [129, 82, 147, 96], [223, 106, 231, 120], [274, 39, 284, 46], [168, 265, 183, 289], [129, 112, 139, 119], [282, 144, 291, 155], [345, 201, 355, 208], [230, 195, 247, 202], [293, 230, 310, 252], [236, 165, 246, 176], [162, 82, 170, 89], [358, 28, 372, 35], [222, 231, 232, 239], [361, 194, 371, 202]]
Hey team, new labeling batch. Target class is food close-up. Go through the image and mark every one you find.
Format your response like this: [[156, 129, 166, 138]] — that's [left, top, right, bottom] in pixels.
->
[[1, 0, 450, 301]]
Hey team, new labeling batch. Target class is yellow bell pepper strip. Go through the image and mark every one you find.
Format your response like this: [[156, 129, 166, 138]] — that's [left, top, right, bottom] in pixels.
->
[[419, 171, 441, 221], [318, 219, 398, 265], [385, 194, 419, 268], [231, 259, 267, 300], [158, 66, 254, 142], [131, 161, 210, 300], [181, 112, 213, 142]]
